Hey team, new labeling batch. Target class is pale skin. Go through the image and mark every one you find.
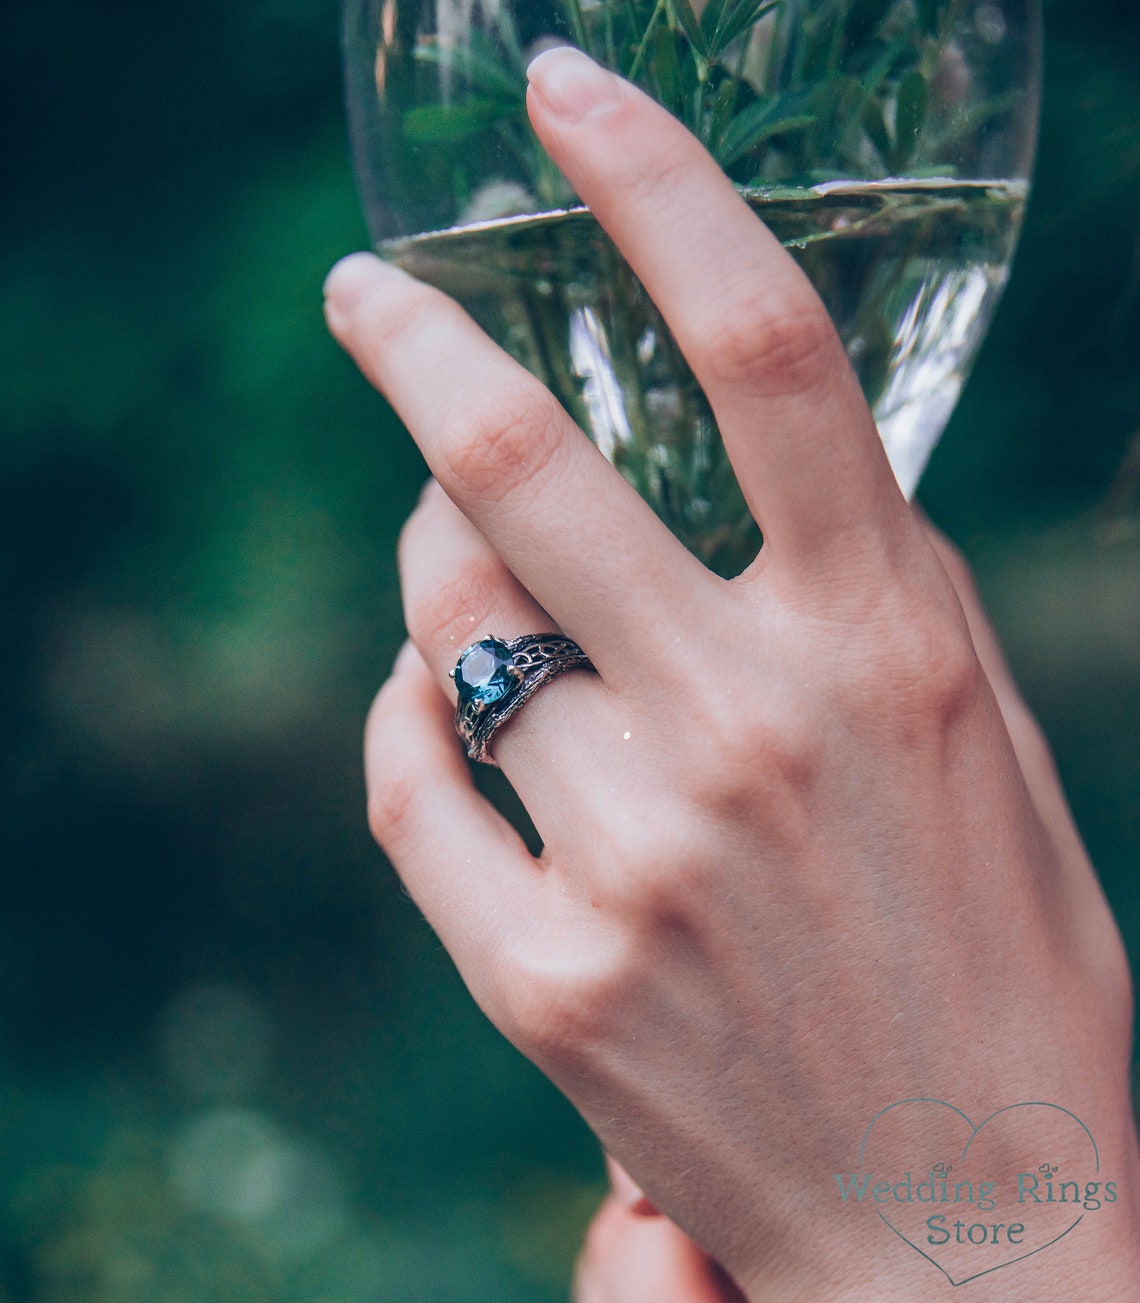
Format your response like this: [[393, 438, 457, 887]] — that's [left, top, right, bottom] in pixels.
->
[[325, 46, 1140, 1303], [575, 516, 1133, 1301]]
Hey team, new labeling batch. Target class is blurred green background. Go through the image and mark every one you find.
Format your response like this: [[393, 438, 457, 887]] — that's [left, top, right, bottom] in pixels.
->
[[1, 1, 1137, 1299]]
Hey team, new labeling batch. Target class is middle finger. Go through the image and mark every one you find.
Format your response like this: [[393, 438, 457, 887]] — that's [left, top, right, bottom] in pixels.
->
[[526, 48, 913, 579]]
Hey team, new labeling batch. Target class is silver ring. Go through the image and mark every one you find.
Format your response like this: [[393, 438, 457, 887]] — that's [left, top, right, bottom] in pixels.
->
[[451, 633, 594, 766]]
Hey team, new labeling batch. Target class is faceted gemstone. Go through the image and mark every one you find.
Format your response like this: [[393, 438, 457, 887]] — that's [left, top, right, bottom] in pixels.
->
[[454, 639, 518, 708]]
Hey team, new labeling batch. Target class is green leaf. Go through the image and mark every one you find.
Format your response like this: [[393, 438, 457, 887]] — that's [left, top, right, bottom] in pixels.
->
[[926, 89, 1024, 158], [648, 24, 684, 109], [726, 0, 781, 49], [699, 0, 729, 43], [894, 68, 927, 167], [562, 0, 589, 47], [626, 0, 668, 82], [668, 0, 708, 57], [703, 0, 779, 60], [719, 87, 817, 166], [708, 76, 740, 152], [859, 35, 910, 97], [800, 4, 845, 83], [718, 93, 774, 162], [413, 31, 524, 104], [739, 113, 814, 156], [494, 8, 526, 68], [826, 72, 871, 143], [861, 99, 892, 169]]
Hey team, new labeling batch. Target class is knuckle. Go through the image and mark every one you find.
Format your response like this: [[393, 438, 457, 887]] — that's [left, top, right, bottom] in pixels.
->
[[931, 532, 976, 598], [492, 946, 630, 1065], [900, 621, 983, 720], [1060, 911, 1135, 1044], [354, 276, 446, 355], [683, 692, 822, 832], [366, 766, 422, 858], [609, 833, 704, 924], [598, 798, 751, 927], [701, 292, 839, 397], [403, 558, 507, 656], [1101, 941, 1135, 1031], [621, 135, 693, 209], [630, 857, 716, 926], [1002, 702, 1056, 779], [922, 526, 987, 614], [437, 383, 567, 507], [858, 605, 985, 727]]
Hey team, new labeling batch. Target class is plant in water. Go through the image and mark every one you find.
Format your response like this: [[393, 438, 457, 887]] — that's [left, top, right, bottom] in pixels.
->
[[345, 0, 1038, 573], [405, 0, 1022, 205]]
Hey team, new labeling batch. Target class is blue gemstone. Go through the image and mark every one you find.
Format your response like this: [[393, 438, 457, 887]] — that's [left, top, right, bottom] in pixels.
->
[[455, 639, 518, 707]]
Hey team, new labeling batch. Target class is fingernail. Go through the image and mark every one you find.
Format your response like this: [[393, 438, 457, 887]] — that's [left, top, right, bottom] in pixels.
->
[[526, 46, 621, 123], [323, 251, 387, 317]]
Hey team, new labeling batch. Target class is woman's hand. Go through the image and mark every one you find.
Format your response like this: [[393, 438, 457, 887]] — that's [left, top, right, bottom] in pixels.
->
[[575, 1196, 747, 1303], [325, 47, 1140, 1301], [572, 519, 1127, 1302], [574, 1156, 745, 1303]]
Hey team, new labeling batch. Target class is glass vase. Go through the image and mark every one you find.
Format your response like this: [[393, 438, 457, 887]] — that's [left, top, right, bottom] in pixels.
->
[[344, 0, 1041, 575]]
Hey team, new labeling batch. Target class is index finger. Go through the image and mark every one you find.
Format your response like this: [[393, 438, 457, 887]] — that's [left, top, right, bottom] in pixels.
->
[[324, 254, 710, 677]]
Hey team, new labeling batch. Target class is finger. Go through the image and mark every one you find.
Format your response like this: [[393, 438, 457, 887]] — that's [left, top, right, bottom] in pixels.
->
[[577, 1198, 747, 1303], [918, 515, 1091, 868], [525, 48, 912, 575], [573, 1258, 614, 1303], [921, 518, 1029, 709], [399, 479, 553, 681], [325, 255, 710, 675], [572, 1247, 614, 1303], [398, 480, 617, 810], [364, 640, 544, 997], [572, 1270, 610, 1303]]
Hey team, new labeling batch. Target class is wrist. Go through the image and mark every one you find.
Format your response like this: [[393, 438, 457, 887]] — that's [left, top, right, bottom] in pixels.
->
[[742, 1212, 1140, 1303], [735, 1118, 1140, 1303]]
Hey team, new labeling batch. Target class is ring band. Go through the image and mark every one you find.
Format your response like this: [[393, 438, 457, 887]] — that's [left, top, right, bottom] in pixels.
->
[[451, 633, 594, 765]]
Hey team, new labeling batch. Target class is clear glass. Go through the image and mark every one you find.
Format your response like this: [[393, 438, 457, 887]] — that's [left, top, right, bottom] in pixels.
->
[[343, 0, 1041, 575]]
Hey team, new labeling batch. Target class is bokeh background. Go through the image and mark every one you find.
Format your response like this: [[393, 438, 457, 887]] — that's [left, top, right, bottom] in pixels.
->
[[1, 0, 1137, 1299]]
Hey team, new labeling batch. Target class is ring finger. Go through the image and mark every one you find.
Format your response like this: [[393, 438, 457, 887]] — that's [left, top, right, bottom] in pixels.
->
[[399, 480, 614, 813]]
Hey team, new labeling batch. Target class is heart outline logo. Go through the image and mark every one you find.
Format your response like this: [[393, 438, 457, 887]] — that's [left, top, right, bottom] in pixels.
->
[[858, 1099, 1099, 1287]]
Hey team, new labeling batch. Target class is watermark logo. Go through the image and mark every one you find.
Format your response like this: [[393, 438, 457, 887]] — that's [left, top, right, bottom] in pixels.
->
[[832, 1100, 1113, 1286]]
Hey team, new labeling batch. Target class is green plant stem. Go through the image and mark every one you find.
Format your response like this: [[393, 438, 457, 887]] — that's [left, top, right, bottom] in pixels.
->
[[563, 0, 588, 48], [628, 0, 669, 82]]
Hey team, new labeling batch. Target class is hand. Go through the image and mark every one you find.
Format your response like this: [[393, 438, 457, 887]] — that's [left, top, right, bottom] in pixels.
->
[[571, 525, 1122, 1303], [325, 47, 1140, 1301], [574, 1156, 745, 1303], [575, 1197, 746, 1303]]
